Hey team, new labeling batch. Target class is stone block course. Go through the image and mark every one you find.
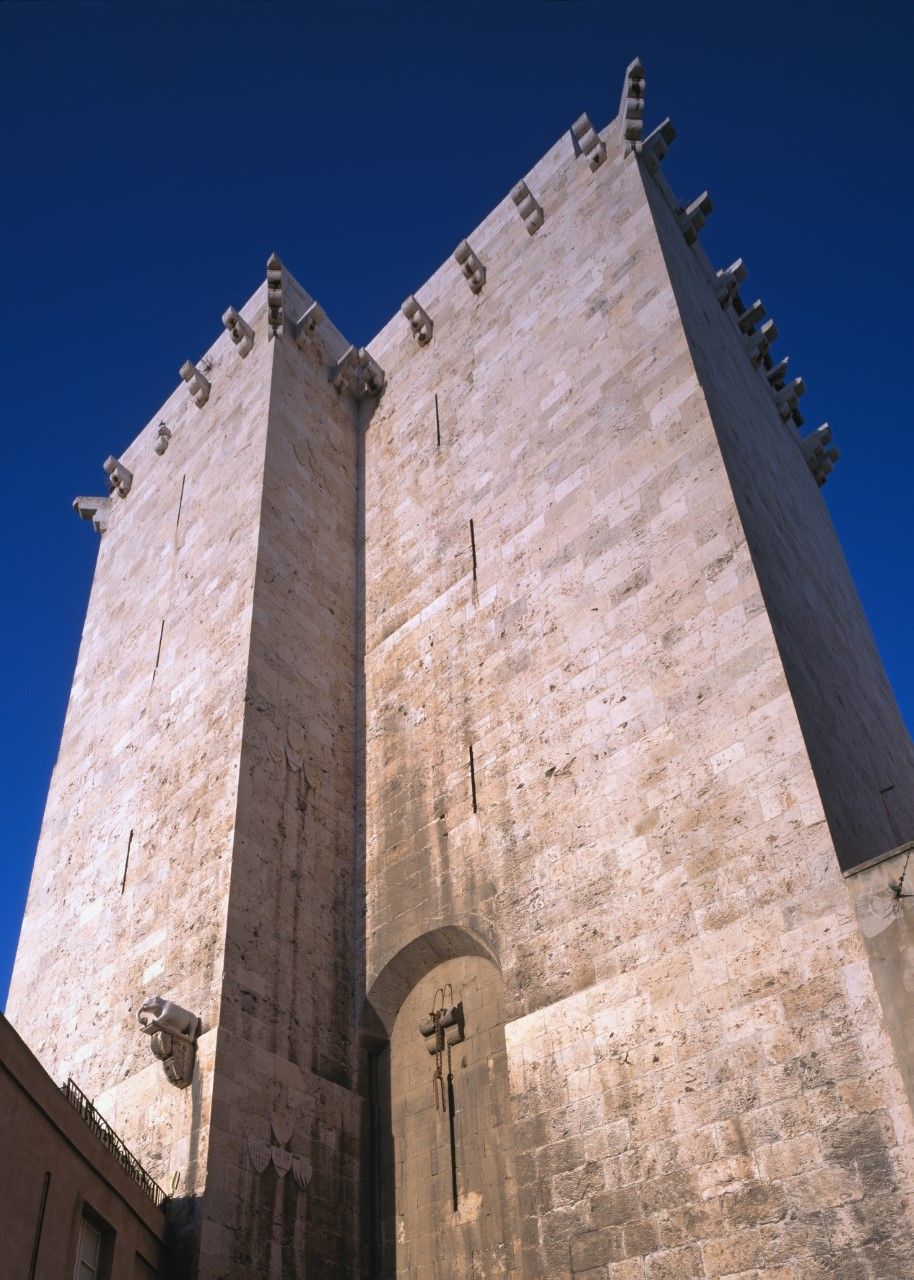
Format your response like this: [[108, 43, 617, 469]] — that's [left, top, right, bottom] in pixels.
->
[[8, 58, 914, 1280]]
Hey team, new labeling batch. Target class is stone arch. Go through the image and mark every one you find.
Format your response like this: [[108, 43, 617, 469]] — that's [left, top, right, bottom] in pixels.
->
[[363, 927, 519, 1278], [364, 922, 500, 1041]]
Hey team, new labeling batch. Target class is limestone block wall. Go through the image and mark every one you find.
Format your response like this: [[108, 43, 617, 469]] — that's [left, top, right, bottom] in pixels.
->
[[196, 268, 365, 1276], [8, 61, 914, 1280], [640, 157, 914, 872], [362, 105, 914, 1278], [845, 844, 914, 1114], [7, 284, 276, 1222]]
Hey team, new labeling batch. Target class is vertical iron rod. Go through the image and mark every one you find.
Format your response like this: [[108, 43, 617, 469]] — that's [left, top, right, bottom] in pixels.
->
[[175, 474, 186, 533], [153, 620, 165, 676], [469, 744, 478, 814], [447, 1074, 458, 1212], [120, 829, 134, 894], [469, 519, 477, 581]]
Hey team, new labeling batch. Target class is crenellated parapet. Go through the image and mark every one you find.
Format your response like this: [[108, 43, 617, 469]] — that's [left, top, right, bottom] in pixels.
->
[[631, 59, 838, 485], [266, 252, 284, 338], [619, 57, 646, 152]]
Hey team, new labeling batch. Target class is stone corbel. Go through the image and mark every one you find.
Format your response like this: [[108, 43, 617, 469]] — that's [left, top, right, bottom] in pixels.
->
[[800, 423, 839, 485], [330, 345, 386, 399], [139, 996, 201, 1089], [743, 319, 778, 366], [619, 57, 646, 152], [180, 360, 211, 408], [454, 240, 486, 294], [418, 1003, 465, 1054], [737, 299, 767, 335], [222, 306, 255, 358], [401, 295, 434, 347], [266, 253, 284, 338], [293, 301, 325, 350], [154, 425, 172, 456], [359, 347, 386, 396], [103, 456, 133, 498], [765, 358, 791, 389], [571, 113, 607, 171], [715, 258, 747, 307], [510, 180, 544, 235], [773, 376, 806, 421], [678, 191, 712, 245], [73, 496, 110, 534], [637, 118, 675, 173], [330, 346, 359, 394]]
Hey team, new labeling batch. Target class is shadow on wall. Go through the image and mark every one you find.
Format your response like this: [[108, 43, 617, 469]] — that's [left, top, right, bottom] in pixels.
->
[[364, 927, 521, 1277], [162, 1194, 202, 1280]]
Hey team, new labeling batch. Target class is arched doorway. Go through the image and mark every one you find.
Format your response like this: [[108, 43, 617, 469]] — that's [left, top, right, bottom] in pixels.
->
[[367, 938, 520, 1277]]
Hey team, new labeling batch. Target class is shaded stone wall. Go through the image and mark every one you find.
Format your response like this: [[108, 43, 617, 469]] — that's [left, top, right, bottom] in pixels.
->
[[844, 844, 914, 1116], [379, 954, 519, 1278], [200, 268, 364, 1276], [641, 159, 914, 873]]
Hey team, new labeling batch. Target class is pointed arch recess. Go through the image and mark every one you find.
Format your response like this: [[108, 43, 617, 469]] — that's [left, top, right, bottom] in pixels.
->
[[364, 923, 500, 1040]]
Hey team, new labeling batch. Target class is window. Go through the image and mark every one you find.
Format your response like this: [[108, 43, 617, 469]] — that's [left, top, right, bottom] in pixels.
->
[[74, 1211, 112, 1280]]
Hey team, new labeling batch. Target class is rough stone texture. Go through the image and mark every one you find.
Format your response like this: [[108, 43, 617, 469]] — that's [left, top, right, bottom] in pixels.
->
[[640, 157, 914, 873], [845, 844, 914, 1117], [202, 267, 364, 1276], [362, 113, 914, 1277], [376, 955, 520, 1278], [7, 282, 275, 1262], [8, 71, 914, 1280], [6, 269, 365, 1275]]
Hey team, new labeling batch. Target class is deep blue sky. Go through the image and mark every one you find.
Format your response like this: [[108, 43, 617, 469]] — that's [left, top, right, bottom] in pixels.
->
[[2, 1, 912, 1004]]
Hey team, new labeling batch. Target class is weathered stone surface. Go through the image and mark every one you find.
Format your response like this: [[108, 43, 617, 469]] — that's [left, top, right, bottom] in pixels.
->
[[8, 60, 914, 1280]]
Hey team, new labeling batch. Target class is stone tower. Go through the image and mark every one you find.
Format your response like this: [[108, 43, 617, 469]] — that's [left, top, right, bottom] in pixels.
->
[[9, 59, 914, 1278]]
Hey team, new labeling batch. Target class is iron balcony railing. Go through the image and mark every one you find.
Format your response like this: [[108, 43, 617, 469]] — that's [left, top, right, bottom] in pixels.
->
[[60, 1078, 167, 1208]]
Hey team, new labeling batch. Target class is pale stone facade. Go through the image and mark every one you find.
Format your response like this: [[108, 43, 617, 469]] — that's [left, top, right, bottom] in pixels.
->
[[8, 59, 914, 1278]]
